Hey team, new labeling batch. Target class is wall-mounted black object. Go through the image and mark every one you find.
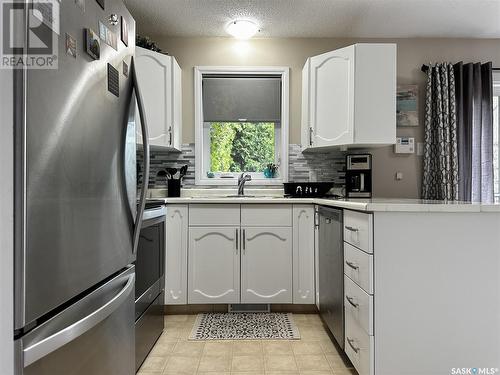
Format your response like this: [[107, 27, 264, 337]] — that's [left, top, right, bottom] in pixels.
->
[[284, 182, 334, 198], [107, 63, 119, 97], [345, 154, 372, 198]]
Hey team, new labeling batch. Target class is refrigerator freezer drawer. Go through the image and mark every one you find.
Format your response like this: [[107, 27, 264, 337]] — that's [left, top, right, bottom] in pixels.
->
[[19, 267, 135, 375]]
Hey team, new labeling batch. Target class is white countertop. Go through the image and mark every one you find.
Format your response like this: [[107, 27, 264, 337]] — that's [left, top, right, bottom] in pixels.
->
[[149, 190, 500, 212]]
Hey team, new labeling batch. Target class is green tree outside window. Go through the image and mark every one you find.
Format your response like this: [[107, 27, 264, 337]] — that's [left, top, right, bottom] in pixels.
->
[[210, 122, 275, 173]]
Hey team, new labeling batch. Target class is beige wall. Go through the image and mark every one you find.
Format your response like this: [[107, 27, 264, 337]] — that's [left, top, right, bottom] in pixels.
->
[[152, 36, 500, 198]]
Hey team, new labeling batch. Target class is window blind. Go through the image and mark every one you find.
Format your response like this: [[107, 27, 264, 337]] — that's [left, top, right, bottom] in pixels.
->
[[202, 75, 281, 122]]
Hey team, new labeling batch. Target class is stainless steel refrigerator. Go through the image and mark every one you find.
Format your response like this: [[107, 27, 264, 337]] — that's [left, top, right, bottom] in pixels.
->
[[10, 0, 149, 373]]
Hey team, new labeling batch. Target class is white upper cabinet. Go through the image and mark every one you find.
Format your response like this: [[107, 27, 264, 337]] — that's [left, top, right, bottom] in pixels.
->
[[302, 43, 396, 150], [241, 227, 293, 304], [135, 47, 182, 151]]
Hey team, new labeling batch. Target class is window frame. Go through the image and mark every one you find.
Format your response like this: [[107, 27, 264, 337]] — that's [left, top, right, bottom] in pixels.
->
[[194, 66, 289, 186]]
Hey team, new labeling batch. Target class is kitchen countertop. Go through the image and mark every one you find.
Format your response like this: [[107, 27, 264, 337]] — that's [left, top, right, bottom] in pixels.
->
[[150, 194, 500, 213]]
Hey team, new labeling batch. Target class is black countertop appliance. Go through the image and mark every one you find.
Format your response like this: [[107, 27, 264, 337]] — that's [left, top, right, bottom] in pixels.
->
[[345, 154, 372, 198]]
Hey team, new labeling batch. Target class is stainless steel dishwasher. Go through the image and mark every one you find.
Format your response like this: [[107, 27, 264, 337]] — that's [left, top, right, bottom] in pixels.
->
[[318, 206, 344, 348]]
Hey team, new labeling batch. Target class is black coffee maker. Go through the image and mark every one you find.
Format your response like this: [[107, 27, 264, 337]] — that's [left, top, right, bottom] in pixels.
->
[[345, 154, 372, 198]]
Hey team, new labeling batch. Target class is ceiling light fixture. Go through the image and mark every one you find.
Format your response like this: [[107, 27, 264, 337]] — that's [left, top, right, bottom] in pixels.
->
[[226, 19, 259, 40]]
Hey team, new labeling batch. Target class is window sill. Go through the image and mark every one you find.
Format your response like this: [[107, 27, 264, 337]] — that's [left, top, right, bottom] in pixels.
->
[[196, 177, 284, 186]]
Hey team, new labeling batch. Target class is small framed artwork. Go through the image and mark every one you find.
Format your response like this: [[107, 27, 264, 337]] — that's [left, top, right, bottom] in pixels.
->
[[123, 61, 129, 77], [84, 28, 100, 60], [65, 33, 77, 58], [397, 84, 419, 127], [121, 16, 128, 46]]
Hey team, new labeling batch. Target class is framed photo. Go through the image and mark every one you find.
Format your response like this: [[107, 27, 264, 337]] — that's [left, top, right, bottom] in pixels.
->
[[397, 84, 419, 127], [84, 28, 100, 60], [121, 16, 128, 46]]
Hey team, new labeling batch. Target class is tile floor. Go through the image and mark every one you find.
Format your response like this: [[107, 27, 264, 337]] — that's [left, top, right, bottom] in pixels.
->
[[138, 314, 357, 375]]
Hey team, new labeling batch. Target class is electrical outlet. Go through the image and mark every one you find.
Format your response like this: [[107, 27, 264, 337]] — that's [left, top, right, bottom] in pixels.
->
[[395, 172, 404, 181]]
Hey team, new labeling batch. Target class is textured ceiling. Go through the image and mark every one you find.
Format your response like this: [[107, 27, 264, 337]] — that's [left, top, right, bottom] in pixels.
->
[[123, 0, 500, 39]]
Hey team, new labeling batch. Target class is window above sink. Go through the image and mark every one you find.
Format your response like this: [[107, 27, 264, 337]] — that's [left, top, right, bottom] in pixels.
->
[[194, 66, 289, 185]]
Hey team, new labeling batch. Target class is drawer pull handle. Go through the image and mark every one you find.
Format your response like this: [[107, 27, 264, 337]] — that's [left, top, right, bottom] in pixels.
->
[[345, 261, 359, 270], [346, 295, 359, 308], [345, 226, 359, 232], [347, 337, 360, 353]]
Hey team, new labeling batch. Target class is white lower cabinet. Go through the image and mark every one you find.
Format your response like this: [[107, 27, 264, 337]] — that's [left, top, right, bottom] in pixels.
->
[[188, 226, 240, 304], [344, 275, 373, 335], [343, 209, 375, 375], [165, 205, 188, 304], [292, 205, 315, 304], [167, 204, 316, 306], [345, 312, 374, 375], [241, 227, 293, 303]]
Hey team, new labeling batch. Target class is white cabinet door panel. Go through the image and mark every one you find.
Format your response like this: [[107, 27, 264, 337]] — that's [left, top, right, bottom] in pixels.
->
[[241, 227, 292, 303], [136, 47, 172, 148], [188, 227, 240, 304], [165, 205, 188, 304], [292, 205, 315, 304], [309, 46, 354, 147]]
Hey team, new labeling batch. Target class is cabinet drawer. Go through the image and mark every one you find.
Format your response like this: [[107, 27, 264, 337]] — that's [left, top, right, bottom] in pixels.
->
[[189, 204, 240, 226], [241, 204, 292, 227], [344, 242, 373, 294], [344, 210, 373, 253], [345, 312, 374, 375], [344, 275, 373, 335]]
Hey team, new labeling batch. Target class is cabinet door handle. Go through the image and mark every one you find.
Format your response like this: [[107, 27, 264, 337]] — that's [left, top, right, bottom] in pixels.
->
[[345, 226, 359, 232], [168, 126, 172, 145], [345, 261, 359, 270], [235, 228, 239, 253], [346, 295, 359, 308], [346, 337, 360, 353], [242, 229, 246, 254], [309, 126, 313, 146]]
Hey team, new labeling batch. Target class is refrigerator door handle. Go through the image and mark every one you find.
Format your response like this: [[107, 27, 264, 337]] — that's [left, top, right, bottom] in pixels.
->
[[23, 272, 135, 367], [131, 56, 150, 256]]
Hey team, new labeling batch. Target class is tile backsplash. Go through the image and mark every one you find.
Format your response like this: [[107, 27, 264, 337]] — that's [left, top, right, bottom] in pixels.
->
[[138, 144, 346, 189]]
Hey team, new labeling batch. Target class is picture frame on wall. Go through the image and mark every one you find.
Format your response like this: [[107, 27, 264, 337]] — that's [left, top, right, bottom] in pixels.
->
[[121, 16, 128, 46], [397, 84, 419, 127]]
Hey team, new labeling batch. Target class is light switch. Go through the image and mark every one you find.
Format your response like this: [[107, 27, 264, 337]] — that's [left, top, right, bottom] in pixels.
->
[[395, 172, 403, 181]]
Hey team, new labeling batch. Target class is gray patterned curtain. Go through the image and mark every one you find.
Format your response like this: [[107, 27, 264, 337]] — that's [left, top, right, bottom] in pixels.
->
[[422, 63, 459, 200]]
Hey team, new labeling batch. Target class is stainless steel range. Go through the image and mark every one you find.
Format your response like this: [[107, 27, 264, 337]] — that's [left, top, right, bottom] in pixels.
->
[[135, 201, 166, 371]]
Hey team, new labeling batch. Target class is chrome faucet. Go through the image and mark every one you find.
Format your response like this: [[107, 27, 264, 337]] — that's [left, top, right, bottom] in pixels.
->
[[238, 173, 252, 196]]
